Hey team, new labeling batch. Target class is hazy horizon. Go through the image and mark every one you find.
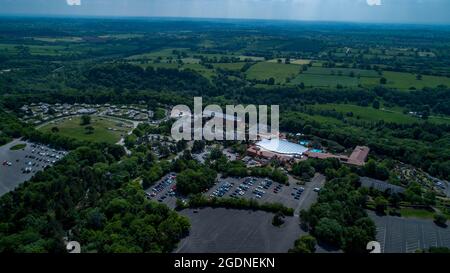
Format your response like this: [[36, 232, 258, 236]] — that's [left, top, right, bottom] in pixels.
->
[[1, 0, 450, 25]]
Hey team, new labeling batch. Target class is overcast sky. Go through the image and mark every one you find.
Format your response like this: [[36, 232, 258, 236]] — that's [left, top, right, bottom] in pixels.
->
[[1, 0, 449, 24]]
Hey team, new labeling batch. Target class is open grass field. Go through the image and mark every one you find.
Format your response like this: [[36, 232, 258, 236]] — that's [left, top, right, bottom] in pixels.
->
[[0, 43, 77, 56], [383, 71, 450, 90], [183, 64, 216, 80], [303, 67, 380, 78], [291, 73, 359, 87], [310, 104, 419, 124], [126, 47, 190, 60], [31, 37, 83, 43], [39, 116, 132, 144], [181, 57, 201, 64], [267, 58, 311, 65], [291, 59, 312, 65], [245, 62, 300, 83], [213, 62, 246, 71], [139, 62, 181, 69], [286, 66, 450, 90], [239, 55, 265, 61], [398, 208, 437, 220], [133, 62, 216, 80], [124, 48, 450, 91], [99, 34, 145, 40], [309, 103, 450, 125]]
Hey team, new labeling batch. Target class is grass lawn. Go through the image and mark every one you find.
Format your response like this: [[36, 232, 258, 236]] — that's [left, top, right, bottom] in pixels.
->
[[429, 115, 450, 125], [32, 37, 83, 43], [245, 62, 300, 84], [183, 64, 216, 80], [213, 62, 246, 71], [239, 55, 265, 61], [309, 103, 450, 125], [132, 62, 216, 80], [10, 143, 27, 151], [290, 59, 312, 65], [98, 34, 144, 40], [303, 67, 379, 78], [266, 58, 304, 64], [289, 67, 380, 88], [0, 43, 76, 56], [310, 103, 421, 124], [126, 47, 190, 60], [181, 57, 201, 64], [383, 71, 450, 90], [291, 74, 359, 87], [39, 116, 132, 144], [142, 63, 181, 69], [399, 207, 436, 220]]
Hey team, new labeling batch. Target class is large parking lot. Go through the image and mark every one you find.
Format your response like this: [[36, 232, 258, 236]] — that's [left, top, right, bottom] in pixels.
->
[[0, 139, 67, 196], [370, 212, 450, 253], [144, 172, 325, 215], [175, 207, 304, 253], [205, 174, 325, 215]]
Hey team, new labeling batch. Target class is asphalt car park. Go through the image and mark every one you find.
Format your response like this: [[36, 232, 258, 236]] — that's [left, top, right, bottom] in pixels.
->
[[144, 171, 326, 216], [370, 211, 450, 253], [175, 207, 303, 253], [144, 172, 179, 209], [205, 174, 325, 213], [0, 140, 67, 196]]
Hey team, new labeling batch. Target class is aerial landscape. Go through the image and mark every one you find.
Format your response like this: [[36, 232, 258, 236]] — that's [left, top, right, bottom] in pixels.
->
[[0, 0, 450, 263]]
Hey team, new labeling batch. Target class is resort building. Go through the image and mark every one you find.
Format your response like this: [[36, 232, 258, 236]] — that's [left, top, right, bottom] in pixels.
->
[[247, 138, 370, 167], [247, 138, 308, 162]]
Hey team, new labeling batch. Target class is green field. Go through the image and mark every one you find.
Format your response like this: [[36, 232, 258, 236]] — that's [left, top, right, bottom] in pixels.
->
[[243, 61, 450, 90], [383, 71, 450, 90], [0, 43, 77, 56], [245, 62, 300, 83], [125, 48, 450, 91], [289, 66, 379, 88], [303, 67, 380, 78], [127, 47, 242, 62], [126, 48, 190, 60], [239, 55, 265, 61], [292, 74, 359, 87], [32, 37, 83, 43], [213, 62, 246, 71], [99, 34, 145, 40], [143, 63, 180, 69], [181, 57, 201, 64], [399, 208, 436, 219], [183, 64, 216, 80], [39, 116, 132, 144], [309, 103, 450, 124]]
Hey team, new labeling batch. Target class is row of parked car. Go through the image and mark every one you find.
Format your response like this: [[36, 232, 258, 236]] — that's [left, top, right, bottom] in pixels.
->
[[211, 181, 234, 198], [251, 179, 273, 199], [292, 187, 305, 200], [232, 183, 250, 197], [273, 183, 284, 194], [21, 145, 67, 174], [147, 173, 177, 202]]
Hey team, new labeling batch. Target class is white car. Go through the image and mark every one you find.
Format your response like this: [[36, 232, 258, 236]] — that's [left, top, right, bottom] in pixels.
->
[[313, 188, 321, 192]]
